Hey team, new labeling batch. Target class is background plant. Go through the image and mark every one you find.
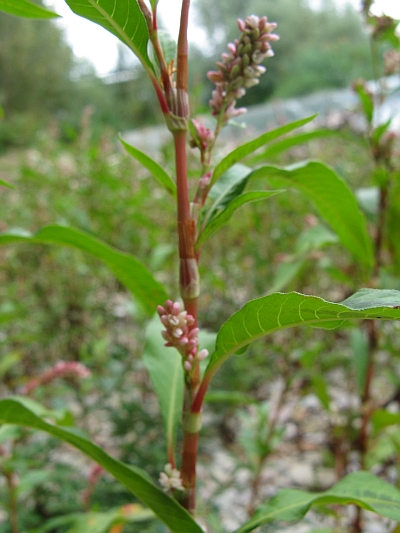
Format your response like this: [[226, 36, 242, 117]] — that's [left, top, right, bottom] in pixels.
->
[[0, 1, 400, 527]]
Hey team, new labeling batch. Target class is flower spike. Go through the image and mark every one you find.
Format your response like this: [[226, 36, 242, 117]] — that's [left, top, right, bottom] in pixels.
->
[[207, 15, 278, 126]]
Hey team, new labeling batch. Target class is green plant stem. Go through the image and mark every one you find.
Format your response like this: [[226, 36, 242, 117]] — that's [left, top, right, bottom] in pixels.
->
[[374, 185, 388, 277], [247, 378, 289, 516], [180, 430, 199, 513], [4, 469, 19, 533]]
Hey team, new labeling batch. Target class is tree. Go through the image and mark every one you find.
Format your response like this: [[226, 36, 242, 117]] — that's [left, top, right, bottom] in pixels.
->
[[193, 0, 372, 103], [0, 4, 75, 116]]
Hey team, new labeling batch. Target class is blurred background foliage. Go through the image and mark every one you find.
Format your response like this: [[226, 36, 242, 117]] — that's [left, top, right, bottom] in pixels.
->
[[0, 0, 399, 532], [0, 0, 375, 147]]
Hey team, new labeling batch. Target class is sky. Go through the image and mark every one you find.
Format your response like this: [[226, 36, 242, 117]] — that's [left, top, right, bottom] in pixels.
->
[[44, 0, 400, 76]]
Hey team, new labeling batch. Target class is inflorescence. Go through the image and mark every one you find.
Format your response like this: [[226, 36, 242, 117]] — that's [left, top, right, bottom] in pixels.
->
[[207, 15, 278, 125], [157, 300, 208, 372]]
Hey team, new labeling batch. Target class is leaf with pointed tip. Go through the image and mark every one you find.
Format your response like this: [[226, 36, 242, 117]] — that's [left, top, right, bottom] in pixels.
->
[[354, 82, 374, 125], [250, 161, 374, 268], [208, 163, 252, 208], [143, 316, 184, 463], [63, 0, 153, 71], [0, 225, 167, 316], [251, 129, 338, 162], [371, 409, 400, 434], [233, 471, 400, 533], [204, 289, 400, 380], [197, 190, 282, 248], [0, 0, 59, 18], [211, 114, 317, 186], [0, 397, 203, 533], [120, 137, 176, 199], [0, 178, 15, 188]]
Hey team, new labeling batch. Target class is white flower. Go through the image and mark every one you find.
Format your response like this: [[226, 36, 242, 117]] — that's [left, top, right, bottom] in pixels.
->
[[159, 463, 184, 492]]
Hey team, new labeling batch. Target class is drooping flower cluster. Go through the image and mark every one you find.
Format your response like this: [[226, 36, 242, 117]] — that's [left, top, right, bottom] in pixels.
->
[[157, 300, 208, 372], [22, 361, 91, 395], [159, 463, 184, 492], [207, 15, 278, 124], [189, 118, 215, 167]]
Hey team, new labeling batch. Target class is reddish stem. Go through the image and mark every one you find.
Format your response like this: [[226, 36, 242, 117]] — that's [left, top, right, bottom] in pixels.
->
[[150, 76, 170, 114], [176, 0, 190, 118], [152, 3, 158, 30], [174, 131, 191, 222], [180, 431, 199, 513], [191, 370, 213, 413]]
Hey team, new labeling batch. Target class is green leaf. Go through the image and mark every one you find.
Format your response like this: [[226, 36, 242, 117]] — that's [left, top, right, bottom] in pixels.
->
[[32, 506, 154, 533], [354, 83, 374, 125], [120, 136, 176, 199], [295, 225, 338, 254], [204, 289, 400, 378], [252, 129, 338, 161], [351, 329, 369, 394], [155, 30, 176, 67], [204, 391, 256, 405], [211, 115, 317, 186], [0, 177, 15, 188], [233, 471, 400, 533], [197, 190, 282, 248], [143, 316, 184, 461], [17, 470, 54, 498], [63, 0, 153, 71], [311, 374, 330, 410], [0, 424, 22, 444], [0, 397, 203, 533], [372, 119, 392, 145], [202, 164, 253, 229], [250, 161, 374, 268], [269, 260, 305, 294], [0, 0, 59, 18], [371, 410, 400, 434], [0, 225, 167, 316], [0, 352, 22, 378], [208, 164, 252, 207], [269, 225, 338, 293]]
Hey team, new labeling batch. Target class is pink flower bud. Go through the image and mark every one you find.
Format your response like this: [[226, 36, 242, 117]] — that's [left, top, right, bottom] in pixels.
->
[[197, 349, 209, 361], [228, 42, 237, 55], [171, 302, 181, 315], [188, 327, 199, 338], [157, 305, 166, 316], [245, 15, 260, 29], [237, 18, 246, 32]]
